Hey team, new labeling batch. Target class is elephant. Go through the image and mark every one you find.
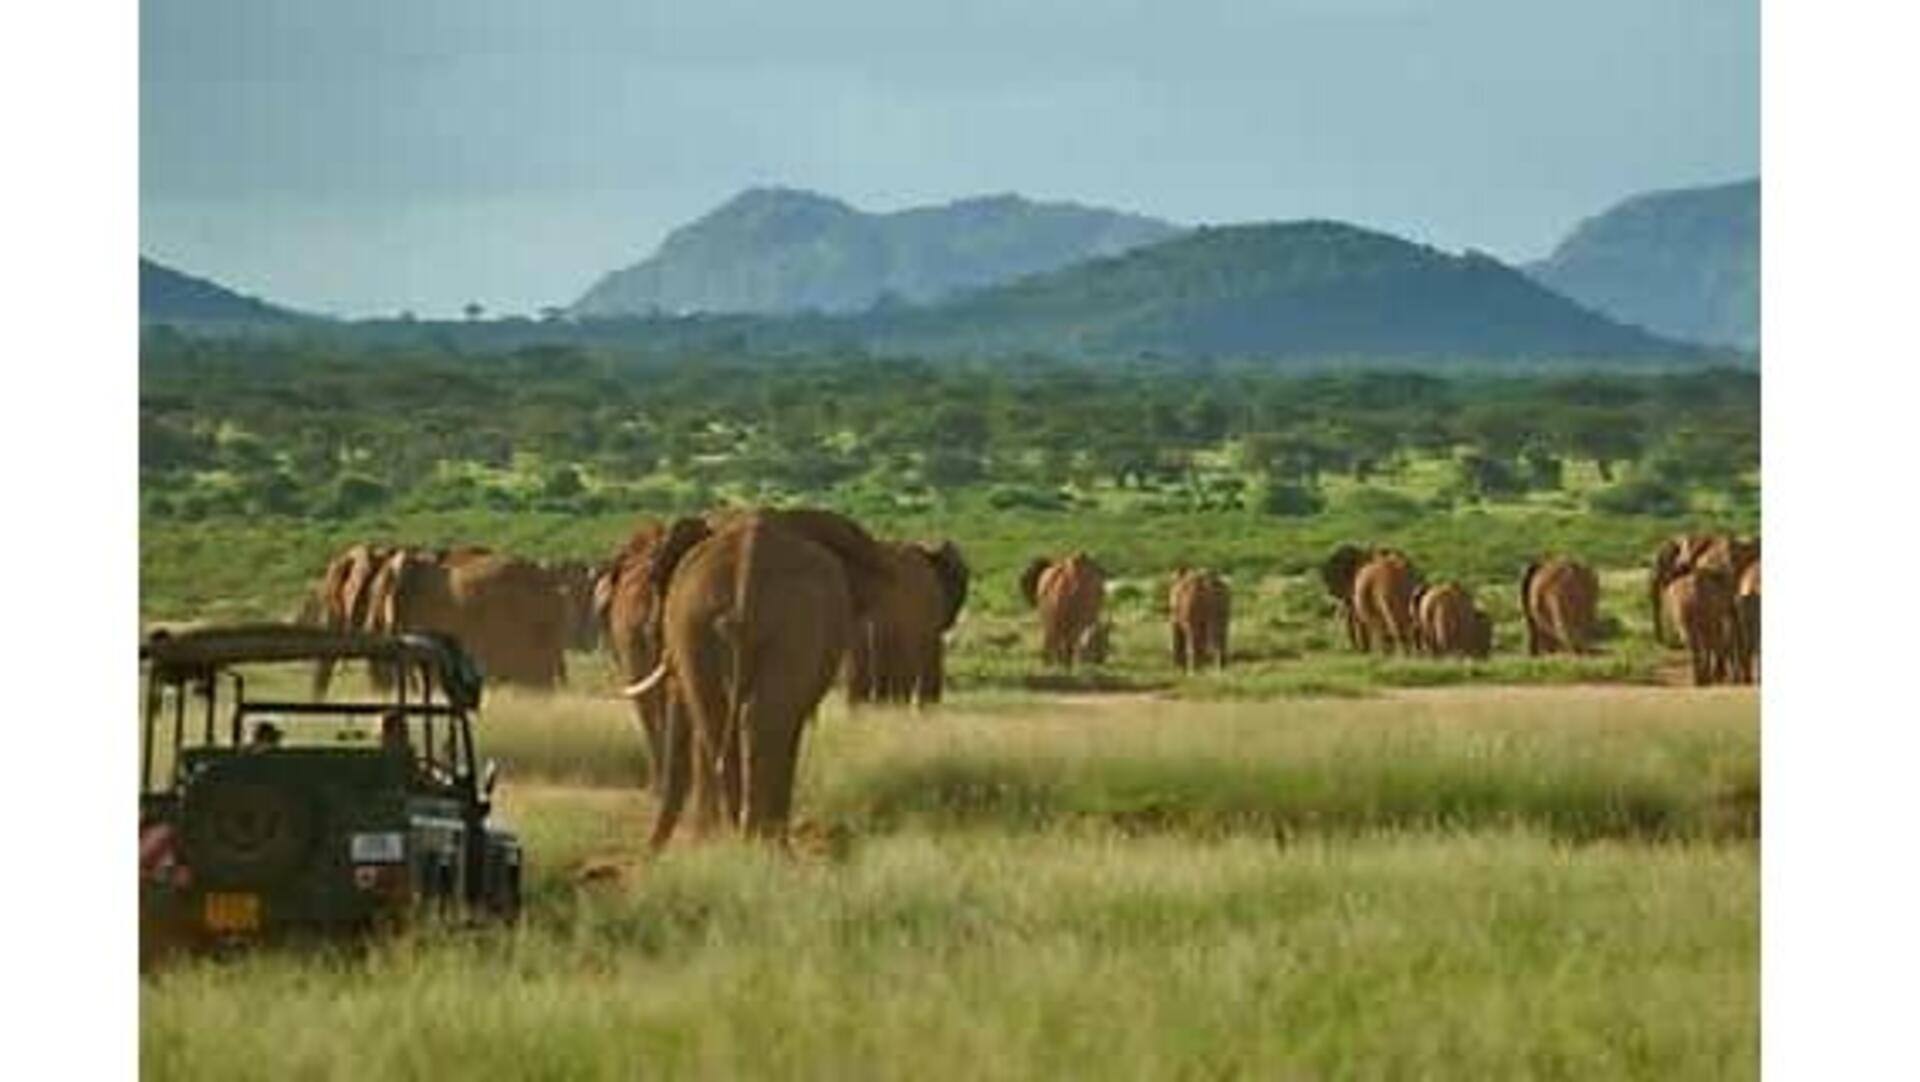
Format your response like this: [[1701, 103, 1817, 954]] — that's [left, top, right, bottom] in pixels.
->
[[624, 507, 894, 849], [845, 540, 970, 708], [599, 518, 714, 792], [1735, 558, 1760, 684], [378, 549, 568, 689], [1168, 567, 1230, 672], [1349, 551, 1420, 655], [309, 542, 392, 698], [1649, 534, 1757, 644], [1413, 581, 1492, 659], [1020, 552, 1109, 669], [1662, 566, 1741, 686], [1320, 544, 1369, 650], [547, 560, 605, 653], [1520, 557, 1600, 655]]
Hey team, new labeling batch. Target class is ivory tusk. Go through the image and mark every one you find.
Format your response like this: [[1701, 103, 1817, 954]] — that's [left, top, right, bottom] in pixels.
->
[[623, 663, 670, 698]]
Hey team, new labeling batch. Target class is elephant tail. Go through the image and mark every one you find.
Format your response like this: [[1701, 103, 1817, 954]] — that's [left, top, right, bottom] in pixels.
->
[[720, 524, 761, 769], [1518, 560, 1542, 635]]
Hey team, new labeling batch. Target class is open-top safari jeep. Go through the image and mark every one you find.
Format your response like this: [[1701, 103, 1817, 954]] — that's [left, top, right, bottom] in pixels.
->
[[140, 624, 521, 959]]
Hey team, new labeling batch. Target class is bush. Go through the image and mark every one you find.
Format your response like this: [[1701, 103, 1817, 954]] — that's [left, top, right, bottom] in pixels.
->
[[1588, 478, 1688, 517], [1258, 483, 1326, 518], [320, 474, 391, 518], [1454, 453, 1527, 500], [541, 465, 585, 499]]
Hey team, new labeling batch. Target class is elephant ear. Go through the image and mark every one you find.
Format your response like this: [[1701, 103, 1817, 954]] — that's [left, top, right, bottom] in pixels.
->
[[1018, 558, 1051, 608], [917, 541, 971, 631], [647, 517, 715, 598], [1321, 544, 1365, 600], [1075, 552, 1109, 582], [590, 565, 619, 626]]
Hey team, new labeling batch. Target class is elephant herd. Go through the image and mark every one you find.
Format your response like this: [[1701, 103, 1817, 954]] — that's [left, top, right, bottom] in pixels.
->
[[1648, 533, 1761, 686], [1318, 543, 1586, 661], [300, 515, 1760, 848], [1315, 532, 1760, 685], [303, 543, 597, 696]]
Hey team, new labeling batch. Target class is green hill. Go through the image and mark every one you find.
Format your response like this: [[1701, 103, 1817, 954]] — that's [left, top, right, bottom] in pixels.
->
[[140, 258, 309, 326], [570, 188, 1182, 317], [1527, 179, 1758, 351], [851, 220, 1704, 363]]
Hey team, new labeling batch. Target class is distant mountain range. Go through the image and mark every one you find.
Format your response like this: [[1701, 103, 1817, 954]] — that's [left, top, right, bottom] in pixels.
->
[[570, 187, 1182, 317], [1527, 179, 1758, 350], [840, 220, 1697, 362], [142, 180, 1753, 366], [140, 258, 308, 325]]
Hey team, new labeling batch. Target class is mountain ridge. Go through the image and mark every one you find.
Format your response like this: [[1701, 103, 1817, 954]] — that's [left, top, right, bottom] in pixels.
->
[[1526, 179, 1758, 350], [570, 187, 1184, 316], [842, 219, 1706, 363], [140, 257, 310, 325]]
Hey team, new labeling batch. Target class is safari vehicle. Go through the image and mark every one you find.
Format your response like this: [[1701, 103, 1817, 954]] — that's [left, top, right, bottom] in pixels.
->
[[139, 624, 521, 959]]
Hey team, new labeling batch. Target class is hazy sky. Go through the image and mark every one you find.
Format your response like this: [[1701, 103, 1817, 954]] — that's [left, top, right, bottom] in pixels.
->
[[141, 0, 1757, 318]]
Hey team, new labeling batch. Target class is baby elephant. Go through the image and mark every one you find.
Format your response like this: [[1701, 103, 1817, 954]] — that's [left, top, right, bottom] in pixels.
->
[[1169, 567, 1231, 672], [1412, 582, 1492, 660]]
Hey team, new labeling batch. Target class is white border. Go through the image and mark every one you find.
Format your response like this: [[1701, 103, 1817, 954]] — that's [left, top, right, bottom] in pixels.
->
[[1763, 0, 1920, 1076], [0, 0, 138, 1072]]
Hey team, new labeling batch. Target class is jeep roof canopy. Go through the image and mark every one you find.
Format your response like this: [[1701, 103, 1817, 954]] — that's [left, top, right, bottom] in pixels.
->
[[141, 623, 484, 710]]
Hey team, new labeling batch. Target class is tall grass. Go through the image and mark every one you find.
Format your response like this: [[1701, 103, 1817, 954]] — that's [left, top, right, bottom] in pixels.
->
[[804, 690, 1757, 843], [142, 829, 1757, 1081]]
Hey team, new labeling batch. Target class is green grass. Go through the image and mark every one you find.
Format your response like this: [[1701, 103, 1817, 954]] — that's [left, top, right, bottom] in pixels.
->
[[142, 829, 1756, 1081], [273, 671, 1755, 844], [140, 681, 1757, 1079]]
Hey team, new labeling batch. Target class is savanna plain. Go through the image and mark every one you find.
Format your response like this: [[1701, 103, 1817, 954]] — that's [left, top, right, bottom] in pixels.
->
[[141, 359, 1757, 1079], [141, 670, 1756, 1080]]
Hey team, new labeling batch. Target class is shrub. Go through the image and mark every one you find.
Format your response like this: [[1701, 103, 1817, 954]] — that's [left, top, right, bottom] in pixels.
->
[[1588, 478, 1687, 517], [541, 465, 585, 499], [1258, 483, 1326, 517], [1454, 453, 1527, 500], [320, 474, 390, 517]]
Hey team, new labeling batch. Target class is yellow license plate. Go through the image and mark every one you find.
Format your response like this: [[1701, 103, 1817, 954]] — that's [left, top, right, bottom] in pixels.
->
[[203, 892, 261, 933]]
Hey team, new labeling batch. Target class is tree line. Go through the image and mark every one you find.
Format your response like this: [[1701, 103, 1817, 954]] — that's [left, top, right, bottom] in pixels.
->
[[139, 333, 1758, 523]]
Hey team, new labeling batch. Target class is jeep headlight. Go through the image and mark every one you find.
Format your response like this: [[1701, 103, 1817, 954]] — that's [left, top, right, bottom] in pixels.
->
[[349, 831, 406, 864]]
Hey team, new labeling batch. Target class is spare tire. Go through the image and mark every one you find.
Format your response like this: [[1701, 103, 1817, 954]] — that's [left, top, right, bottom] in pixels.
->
[[181, 776, 316, 881]]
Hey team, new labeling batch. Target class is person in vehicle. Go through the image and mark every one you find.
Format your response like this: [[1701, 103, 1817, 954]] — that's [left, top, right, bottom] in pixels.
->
[[381, 711, 451, 790]]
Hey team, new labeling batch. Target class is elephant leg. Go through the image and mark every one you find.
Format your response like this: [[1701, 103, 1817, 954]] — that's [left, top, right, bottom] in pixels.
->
[[917, 637, 944, 708], [647, 694, 694, 851], [846, 627, 876, 707], [1215, 621, 1228, 670], [739, 642, 839, 842], [673, 634, 736, 838], [1172, 624, 1189, 672], [633, 693, 667, 791], [883, 638, 912, 704]]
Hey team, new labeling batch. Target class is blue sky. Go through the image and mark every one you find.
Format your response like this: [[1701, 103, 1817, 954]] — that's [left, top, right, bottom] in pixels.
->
[[141, 0, 1757, 317]]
